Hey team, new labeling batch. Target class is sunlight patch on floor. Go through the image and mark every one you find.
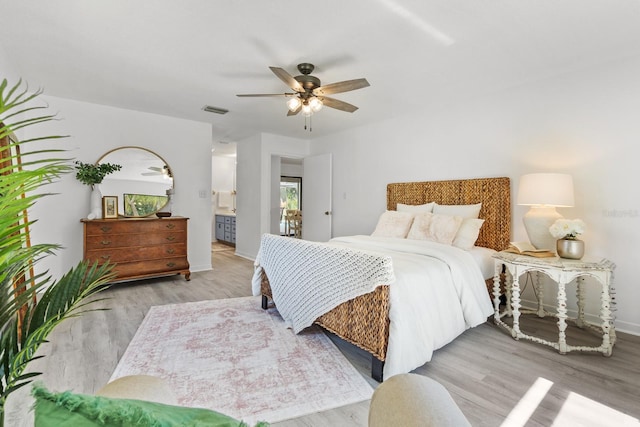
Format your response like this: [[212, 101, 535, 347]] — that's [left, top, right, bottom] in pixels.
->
[[552, 392, 640, 427], [501, 377, 639, 427], [501, 377, 553, 427]]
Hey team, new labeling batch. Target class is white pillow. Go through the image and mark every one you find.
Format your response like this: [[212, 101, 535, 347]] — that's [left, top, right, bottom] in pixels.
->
[[452, 218, 485, 250], [433, 203, 482, 219], [371, 211, 415, 238], [397, 202, 435, 213], [407, 212, 463, 245]]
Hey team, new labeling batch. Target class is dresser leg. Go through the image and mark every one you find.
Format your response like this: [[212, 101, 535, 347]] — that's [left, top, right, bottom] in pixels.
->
[[184, 272, 191, 281]]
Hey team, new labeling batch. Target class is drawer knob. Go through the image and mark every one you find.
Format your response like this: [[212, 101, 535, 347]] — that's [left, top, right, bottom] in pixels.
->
[[166, 223, 175, 229], [166, 248, 175, 254], [100, 255, 110, 260], [167, 262, 176, 268], [101, 240, 111, 246], [100, 226, 112, 232], [166, 236, 176, 241]]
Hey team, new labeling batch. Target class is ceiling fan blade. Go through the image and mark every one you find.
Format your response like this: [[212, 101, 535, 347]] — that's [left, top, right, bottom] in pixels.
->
[[141, 172, 159, 176], [287, 104, 301, 116], [313, 78, 370, 96], [270, 66, 304, 92], [236, 93, 294, 97], [319, 96, 359, 113]]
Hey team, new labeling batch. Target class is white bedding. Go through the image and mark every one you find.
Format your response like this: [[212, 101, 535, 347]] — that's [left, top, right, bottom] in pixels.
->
[[253, 234, 494, 379], [328, 236, 493, 378], [467, 245, 498, 280]]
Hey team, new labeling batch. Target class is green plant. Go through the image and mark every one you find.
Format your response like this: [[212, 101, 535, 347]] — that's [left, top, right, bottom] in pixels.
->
[[74, 160, 121, 186], [0, 78, 116, 427]]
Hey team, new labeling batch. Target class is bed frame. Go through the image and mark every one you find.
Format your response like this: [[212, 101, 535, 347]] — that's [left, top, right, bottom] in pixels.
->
[[261, 177, 511, 381]]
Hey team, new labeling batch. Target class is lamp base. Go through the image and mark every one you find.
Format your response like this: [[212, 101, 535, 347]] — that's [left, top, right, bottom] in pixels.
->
[[523, 206, 562, 251]]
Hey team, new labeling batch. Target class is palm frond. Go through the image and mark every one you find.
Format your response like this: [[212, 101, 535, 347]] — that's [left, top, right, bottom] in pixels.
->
[[0, 78, 117, 420]]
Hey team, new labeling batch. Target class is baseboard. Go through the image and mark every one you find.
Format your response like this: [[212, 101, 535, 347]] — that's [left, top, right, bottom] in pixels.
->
[[190, 264, 212, 273], [520, 298, 640, 337], [233, 251, 256, 262], [614, 319, 640, 336]]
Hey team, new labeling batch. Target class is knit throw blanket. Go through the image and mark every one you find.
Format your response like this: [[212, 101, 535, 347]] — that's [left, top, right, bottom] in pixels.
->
[[252, 234, 395, 333]]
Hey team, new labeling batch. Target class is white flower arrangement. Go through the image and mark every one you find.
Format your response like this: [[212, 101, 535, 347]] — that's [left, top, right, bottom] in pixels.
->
[[549, 218, 586, 240]]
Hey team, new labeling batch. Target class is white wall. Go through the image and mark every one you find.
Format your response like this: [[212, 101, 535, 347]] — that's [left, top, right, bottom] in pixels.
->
[[235, 134, 262, 259], [235, 133, 309, 259], [0, 46, 21, 84], [212, 156, 236, 197], [281, 162, 303, 179], [211, 155, 236, 239], [310, 56, 640, 335], [270, 155, 281, 234], [19, 95, 213, 280]]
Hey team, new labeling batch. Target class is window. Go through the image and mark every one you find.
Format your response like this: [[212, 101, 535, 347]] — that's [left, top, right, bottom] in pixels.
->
[[280, 176, 301, 235]]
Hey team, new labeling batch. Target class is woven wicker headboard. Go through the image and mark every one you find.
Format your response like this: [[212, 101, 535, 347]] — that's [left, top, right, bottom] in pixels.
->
[[387, 177, 511, 251]]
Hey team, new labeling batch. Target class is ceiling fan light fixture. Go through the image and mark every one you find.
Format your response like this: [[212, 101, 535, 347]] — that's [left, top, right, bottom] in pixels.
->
[[287, 97, 302, 112], [301, 103, 313, 117], [309, 97, 323, 112]]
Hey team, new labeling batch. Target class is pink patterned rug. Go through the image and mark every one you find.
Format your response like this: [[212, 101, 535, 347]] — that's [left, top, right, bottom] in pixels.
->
[[110, 296, 373, 424]]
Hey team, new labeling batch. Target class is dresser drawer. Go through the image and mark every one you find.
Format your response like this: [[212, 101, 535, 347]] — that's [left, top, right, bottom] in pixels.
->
[[84, 219, 187, 236], [112, 257, 190, 278], [85, 231, 186, 250], [85, 243, 187, 264]]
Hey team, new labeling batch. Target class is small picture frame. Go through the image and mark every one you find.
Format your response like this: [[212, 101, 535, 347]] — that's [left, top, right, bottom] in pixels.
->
[[102, 196, 118, 219]]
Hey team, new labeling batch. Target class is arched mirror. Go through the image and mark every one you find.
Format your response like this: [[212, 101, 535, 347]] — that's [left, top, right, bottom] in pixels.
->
[[98, 146, 174, 217]]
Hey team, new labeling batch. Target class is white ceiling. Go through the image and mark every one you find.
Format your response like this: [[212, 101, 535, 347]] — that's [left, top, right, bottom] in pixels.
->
[[2, 1, 640, 156]]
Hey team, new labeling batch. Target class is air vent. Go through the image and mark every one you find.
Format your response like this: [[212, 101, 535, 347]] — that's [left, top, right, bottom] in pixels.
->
[[202, 105, 229, 115]]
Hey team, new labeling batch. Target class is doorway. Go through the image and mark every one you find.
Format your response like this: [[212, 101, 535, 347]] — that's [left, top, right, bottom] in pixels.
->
[[280, 176, 302, 236]]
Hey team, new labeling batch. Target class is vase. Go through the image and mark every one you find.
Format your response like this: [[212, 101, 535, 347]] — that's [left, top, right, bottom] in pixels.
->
[[88, 185, 102, 219], [556, 238, 584, 260]]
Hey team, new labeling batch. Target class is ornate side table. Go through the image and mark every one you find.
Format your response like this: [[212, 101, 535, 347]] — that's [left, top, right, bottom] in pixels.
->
[[492, 252, 616, 356]]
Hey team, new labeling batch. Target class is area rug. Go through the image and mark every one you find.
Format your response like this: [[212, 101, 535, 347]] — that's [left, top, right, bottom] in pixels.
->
[[110, 296, 373, 424]]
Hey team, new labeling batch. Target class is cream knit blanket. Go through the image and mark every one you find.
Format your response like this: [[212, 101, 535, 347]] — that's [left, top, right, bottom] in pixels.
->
[[252, 234, 395, 333]]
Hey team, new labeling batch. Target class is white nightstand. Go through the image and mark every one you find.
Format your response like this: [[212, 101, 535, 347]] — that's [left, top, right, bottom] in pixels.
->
[[492, 251, 616, 356]]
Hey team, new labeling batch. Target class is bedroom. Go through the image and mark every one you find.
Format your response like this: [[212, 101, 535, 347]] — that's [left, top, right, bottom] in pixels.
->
[[1, 1, 639, 425]]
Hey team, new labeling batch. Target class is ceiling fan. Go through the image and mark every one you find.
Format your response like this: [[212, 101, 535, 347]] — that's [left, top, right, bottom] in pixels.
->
[[142, 165, 172, 178], [236, 63, 370, 119]]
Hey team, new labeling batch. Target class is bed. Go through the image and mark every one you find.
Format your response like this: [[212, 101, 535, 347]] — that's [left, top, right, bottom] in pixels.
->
[[255, 177, 511, 381]]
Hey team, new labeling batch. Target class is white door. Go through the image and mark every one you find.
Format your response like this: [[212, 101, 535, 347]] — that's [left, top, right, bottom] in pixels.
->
[[302, 153, 332, 242]]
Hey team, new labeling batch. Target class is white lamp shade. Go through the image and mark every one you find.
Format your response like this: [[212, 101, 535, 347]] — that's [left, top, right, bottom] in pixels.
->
[[517, 173, 574, 207]]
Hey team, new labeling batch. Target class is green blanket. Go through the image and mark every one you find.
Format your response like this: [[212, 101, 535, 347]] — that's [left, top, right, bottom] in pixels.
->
[[32, 384, 269, 427]]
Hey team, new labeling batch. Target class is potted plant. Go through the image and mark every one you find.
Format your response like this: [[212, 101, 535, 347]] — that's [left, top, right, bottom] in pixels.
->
[[74, 161, 121, 188], [549, 218, 586, 259], [74, 161, 121, 219], [0, 78, 116, 426]]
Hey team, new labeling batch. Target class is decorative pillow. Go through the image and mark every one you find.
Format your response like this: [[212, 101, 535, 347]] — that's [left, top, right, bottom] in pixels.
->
[[406, 212, 463, 245], [396, 202, 435, 213], [452, 218, 485, 250], [371, 211, 415, 238], [32, 383, 268, 427], [433, 203, 482, 219]]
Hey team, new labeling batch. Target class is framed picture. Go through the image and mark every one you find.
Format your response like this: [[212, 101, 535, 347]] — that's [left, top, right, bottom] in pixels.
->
[[102, 196, 118, 219]]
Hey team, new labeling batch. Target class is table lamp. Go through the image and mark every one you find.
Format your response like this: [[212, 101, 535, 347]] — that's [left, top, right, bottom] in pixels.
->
[[517, 173, 574, 251]]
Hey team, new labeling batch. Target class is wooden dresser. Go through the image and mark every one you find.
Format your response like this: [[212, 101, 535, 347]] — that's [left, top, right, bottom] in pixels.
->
[[82, 217, 190, 283]]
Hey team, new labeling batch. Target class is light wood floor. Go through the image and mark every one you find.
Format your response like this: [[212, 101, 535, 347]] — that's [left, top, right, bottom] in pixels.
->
[[7, 250, 640, 426]]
